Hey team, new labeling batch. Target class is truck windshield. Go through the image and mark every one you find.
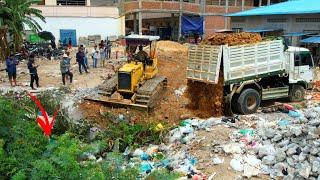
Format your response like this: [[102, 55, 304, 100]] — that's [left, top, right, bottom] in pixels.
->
[[294, 52, 314, 67]]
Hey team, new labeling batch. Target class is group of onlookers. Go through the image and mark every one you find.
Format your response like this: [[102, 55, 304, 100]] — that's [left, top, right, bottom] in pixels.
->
[[3, 40, 112, 89]]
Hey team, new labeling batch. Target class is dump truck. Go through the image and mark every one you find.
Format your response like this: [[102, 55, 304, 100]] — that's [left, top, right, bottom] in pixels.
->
[[187, 40, 314, 114]]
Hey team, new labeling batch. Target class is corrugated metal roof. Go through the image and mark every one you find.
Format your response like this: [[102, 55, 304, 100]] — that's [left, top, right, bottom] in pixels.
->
[[283, 32, 314, 37], [245, 28, 281, 33], [300, 36, 320, 43], [228, 0, 320, 17]]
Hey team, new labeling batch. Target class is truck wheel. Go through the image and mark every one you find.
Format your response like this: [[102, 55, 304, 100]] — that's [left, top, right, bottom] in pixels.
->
[[237, 88, 261, 114], [289, 85, 305, 102]]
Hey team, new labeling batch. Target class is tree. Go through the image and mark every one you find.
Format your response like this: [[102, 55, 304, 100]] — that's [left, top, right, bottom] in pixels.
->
[[0, 0, 45, 52]]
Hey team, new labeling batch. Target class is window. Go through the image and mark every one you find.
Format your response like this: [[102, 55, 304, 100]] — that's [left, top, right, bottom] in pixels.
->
[[267, 18, 288, 23], [294, 52, 313, 67], [296, 18, 320, 23], [57, 0, 86, 6]]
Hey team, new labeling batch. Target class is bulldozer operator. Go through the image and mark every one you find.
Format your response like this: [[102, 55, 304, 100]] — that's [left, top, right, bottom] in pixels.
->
[[135, 45, 149, 63]]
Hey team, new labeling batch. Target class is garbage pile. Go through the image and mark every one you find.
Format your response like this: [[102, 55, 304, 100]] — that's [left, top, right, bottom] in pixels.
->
[[212, 103, 320, 179], [125, 118, 222, 178], [201, 32, 262, 46]]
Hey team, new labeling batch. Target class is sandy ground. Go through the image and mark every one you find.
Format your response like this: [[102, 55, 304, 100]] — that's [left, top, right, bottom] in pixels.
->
[[0, 47, 125, 90]]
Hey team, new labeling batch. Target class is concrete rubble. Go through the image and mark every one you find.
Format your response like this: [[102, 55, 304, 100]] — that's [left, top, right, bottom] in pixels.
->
[[120, 102, 320, 179]]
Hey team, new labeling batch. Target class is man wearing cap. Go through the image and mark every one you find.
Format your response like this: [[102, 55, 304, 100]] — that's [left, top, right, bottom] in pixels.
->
[[60, 54, 73, 85]]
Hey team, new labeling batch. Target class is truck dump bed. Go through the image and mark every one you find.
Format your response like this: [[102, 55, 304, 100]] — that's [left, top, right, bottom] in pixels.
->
[[187, 40, 286, 85]]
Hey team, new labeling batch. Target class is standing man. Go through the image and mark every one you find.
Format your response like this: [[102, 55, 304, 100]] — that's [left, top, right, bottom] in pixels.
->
[[106, 41, 112, 59], [83, 45, 89, 69], [99, 43, 106, 67], [60, 54, 73, 85], [76, 47, 88, 74], [27, 54, 40, 90], [92, 45, 100, 68], [5, 55, 19, 87]]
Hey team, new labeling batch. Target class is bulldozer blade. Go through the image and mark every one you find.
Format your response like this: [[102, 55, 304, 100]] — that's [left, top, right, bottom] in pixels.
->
[[84, 96, 150, 112]]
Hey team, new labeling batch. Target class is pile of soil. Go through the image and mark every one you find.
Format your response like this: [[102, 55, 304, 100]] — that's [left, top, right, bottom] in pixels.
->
[[157, 41, 188, 52], [186, 74, 224, 118], [202, 32, 262, 46]]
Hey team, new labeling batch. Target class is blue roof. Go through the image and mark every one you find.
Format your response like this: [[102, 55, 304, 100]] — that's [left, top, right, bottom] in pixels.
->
[[246, 28, 281, 33], [283, 32, 314, 37], [300, 36, 320, 44], [228, 0, 320, 17]]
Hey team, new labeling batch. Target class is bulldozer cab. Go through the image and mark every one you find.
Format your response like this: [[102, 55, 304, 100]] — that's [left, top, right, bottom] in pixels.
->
[[124, 34, 160, 80], [125, 35, 159, 65]]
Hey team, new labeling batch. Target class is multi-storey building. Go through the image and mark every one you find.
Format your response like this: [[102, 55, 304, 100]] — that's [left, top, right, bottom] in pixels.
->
[[30, 0, 283, 44], [31, 0, 124, 46]]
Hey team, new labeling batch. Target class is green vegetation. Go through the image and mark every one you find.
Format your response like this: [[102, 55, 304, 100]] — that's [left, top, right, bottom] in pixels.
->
[[0, 0, 45, 52], [0, 93, 177, 179]]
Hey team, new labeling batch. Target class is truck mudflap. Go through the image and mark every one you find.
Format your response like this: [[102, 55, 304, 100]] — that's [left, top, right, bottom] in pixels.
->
[[224, 94, 233, 116]]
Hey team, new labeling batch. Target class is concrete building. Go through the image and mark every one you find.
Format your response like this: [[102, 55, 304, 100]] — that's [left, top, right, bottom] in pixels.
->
[[121, 0, 257, 40], [230, 0, 320, 37], [31, 0, 125, 46]]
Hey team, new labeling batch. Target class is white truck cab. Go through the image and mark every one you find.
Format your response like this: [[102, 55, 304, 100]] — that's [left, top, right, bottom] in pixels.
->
[[286, 46, 314, 88]]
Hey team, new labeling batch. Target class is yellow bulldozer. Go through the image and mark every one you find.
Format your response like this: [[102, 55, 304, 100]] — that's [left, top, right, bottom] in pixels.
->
[[86, 35, 167, 111]]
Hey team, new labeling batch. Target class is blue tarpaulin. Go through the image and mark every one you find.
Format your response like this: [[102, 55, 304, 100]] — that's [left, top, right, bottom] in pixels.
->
[[228, 0, 320, 17], [60, 29, 77, 47], [301, 36, 320, 44], [182, 16, 204, 35]]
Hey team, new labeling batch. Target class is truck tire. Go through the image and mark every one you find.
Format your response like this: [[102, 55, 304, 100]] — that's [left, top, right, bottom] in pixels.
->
[[289, 85, 305, 102], [237, 88, 261, 114]]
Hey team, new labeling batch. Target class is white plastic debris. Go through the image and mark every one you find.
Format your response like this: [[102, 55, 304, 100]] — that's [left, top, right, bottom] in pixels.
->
[[243, 155, 262, 178], [230, 155, 244, 172], [223, 143, 243, 154], [212, 155, 224, 165]]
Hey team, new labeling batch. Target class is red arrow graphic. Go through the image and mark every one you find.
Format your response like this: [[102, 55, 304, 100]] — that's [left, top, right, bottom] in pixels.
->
[[28, 93, 59, 137]]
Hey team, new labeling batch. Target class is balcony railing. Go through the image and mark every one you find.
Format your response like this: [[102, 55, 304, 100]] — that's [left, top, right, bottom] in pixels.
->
[[57, 0, 86, 6]]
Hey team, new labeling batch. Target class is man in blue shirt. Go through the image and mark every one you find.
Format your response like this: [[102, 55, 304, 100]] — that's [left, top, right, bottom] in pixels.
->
[[76, 47, 88, 74], [5, 55, 19, 87]]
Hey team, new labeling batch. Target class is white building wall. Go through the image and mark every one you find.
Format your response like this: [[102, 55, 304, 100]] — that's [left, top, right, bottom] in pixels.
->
[[31, 17, 122, 43], [231, 14, 320, 33]]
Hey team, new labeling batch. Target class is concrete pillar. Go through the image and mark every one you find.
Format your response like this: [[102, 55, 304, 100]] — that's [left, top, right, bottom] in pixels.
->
[[225, 0, 229, 29], [178, 12, 182, 41], [267, 0, 271, 5], [86, 0, 91, 6], [241, 0, 244, 10], [171, 13, 175, 40], [133, 13, 137, 34], [178, 0, 183, 41], [138, 12, 142, 35], [259, 0, 262, 7]]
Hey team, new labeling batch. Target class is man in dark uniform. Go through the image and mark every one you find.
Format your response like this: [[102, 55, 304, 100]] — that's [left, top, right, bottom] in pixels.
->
[[136, 45, 148, 62]]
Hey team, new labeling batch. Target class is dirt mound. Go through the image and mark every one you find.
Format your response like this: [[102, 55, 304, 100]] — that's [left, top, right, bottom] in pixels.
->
[[202, 32, 262, 46], [186, 74, 224, 118], [157, 41, 188, 52]]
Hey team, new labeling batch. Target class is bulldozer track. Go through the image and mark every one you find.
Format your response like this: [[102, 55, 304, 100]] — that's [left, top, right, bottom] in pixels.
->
[[136, 76, 167, 108], [98, 75, 118, 96]]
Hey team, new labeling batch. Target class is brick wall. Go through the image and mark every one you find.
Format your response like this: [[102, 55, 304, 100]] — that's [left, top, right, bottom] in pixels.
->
[[205, 15, 230, 35]]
